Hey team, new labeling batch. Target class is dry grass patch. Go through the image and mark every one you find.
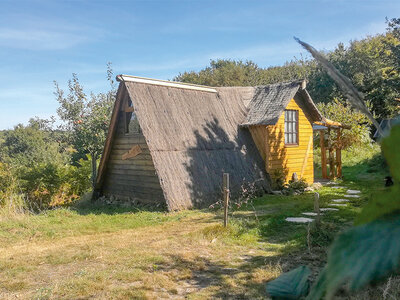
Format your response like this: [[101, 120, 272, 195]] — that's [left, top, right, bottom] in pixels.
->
[[0, 209, 285, 299]]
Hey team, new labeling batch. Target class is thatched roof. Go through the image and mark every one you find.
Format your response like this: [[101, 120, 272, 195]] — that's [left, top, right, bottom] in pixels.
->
[[241, 80, 322, 126], [120, 77, 270, 210], [96, 76, 323, 210]]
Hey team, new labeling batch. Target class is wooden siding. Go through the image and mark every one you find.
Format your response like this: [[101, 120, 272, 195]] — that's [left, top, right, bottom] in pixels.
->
[[250, 98, 314, 184], [249, 125, 268, 162], [101, 111, 165, 204], [267, 98, 314, 184]]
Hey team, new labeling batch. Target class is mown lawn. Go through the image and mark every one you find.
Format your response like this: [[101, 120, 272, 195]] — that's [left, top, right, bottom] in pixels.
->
[[0, 146, 394, 299]]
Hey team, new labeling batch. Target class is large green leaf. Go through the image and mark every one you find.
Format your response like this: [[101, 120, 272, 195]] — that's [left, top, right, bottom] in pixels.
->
[[356, 185, 400, 225], [307, 215, 400, 299], [266, 266, 311, 299], [382, 125, 400, 182], [356, 124, 400, 224]]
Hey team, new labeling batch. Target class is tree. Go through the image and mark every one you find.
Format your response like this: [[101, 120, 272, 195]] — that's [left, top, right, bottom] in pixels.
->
[[54, 63, 116, 189], [0, 118, 65, 167], [317, 98, 372, 149], [175, 20, 400, 121], [175, 59, 312, 87]]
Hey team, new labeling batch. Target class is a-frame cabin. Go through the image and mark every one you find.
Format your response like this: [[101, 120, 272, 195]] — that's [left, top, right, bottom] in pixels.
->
[[95, 75, 327, 211]]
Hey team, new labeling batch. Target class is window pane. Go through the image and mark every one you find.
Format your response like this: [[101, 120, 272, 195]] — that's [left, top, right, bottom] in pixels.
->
[[129, 112, 140, 133], [284, 110, 299, 144]]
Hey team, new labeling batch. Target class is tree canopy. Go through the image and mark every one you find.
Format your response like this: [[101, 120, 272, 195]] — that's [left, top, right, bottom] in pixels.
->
[[176, 18, 400, 121]]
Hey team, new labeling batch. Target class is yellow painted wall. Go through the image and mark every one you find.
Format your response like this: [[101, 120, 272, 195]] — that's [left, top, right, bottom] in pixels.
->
[[249, 98, 314, 185]]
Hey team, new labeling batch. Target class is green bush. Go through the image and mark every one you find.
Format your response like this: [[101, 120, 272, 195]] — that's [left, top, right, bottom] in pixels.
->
[[287, 178, 308, 191], [20, 157, 92, 210]]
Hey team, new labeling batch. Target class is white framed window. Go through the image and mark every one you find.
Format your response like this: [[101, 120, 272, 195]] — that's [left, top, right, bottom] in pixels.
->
[[284, 110, 298, 145]]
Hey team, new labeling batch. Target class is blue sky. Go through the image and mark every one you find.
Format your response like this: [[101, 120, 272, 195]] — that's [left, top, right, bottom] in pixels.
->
[[0, 0, 399, 129]]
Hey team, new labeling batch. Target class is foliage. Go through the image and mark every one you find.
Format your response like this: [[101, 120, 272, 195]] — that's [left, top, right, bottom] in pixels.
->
[[286, 178, 308, 192], [272, 169, 287, 190], [354, 125, 400, 225], [0, 118, 66, 166], [271, 29, 400, 297], [317, 98, 372, 149], [176, 58, 313, 88], [307, 215, 400, 300], [266, 266, 311, 300], [20, 156, 92, 209], [0, 162, 13, 194], [176, 19, 400, 121], [0, 121, 92, 210], [54, 63, 116, 187]]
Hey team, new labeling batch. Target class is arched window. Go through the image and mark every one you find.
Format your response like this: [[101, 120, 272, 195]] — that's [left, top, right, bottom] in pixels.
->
[[124, 100, 141, 134]]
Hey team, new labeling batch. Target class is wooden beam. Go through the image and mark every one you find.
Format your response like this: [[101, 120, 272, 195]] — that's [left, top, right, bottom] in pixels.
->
[[300, 135, 313, 178], [315, 118, 351, 129], [336, 129, 342, 178], [95, 84, 125, 189], [320, 131, 328, 179], [122, 145, 142, 160], [124, 107, 135, 113], [328, 128, 335, 179], [117, 75, 218, 93], [223, 173, 230, 227], [265, 126, 270, 173]]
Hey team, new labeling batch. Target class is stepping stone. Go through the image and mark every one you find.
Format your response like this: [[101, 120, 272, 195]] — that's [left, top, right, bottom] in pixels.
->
[[331, 186, 346, 189], [320, 208, 339, 212], [332, 199, 350, 203], [285, 217, 314, 223], [325, 181, 337, 185], [347, 189, 361, 194], [344, 194, 360, 198], [302, 212, 322, 216], [329, 203, 347, 207]]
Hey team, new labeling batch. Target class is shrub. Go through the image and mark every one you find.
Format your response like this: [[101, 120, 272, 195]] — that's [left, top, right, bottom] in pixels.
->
[[287, 178, 308, 192], [17, 156, 92, 210], [317, 98, 373, 149]]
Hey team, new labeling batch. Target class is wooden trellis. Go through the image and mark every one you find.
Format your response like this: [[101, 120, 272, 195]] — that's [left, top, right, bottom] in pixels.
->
[[314, 119, 350, 180]]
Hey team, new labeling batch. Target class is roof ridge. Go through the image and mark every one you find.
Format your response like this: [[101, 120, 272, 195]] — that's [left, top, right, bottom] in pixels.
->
[[117, 75, 217, 93]]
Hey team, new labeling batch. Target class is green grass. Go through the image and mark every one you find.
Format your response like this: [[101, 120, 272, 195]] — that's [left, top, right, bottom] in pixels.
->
[[0, 143, 394, 299]]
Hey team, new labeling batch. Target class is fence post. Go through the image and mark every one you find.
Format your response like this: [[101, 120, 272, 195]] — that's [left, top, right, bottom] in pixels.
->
[[223, 173, 230, 227]]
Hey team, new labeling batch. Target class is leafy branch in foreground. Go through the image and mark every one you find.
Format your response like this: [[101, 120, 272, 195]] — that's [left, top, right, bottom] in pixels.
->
[[294, 37, 383, 136]]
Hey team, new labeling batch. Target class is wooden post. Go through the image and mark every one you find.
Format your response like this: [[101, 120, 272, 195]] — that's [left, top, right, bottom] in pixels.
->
[[223, 173, 230, 227], [328, 128, 335, 179], [320, 131, 328, 179], [336, 129, 342, 178], [314, 192, 320, 225]]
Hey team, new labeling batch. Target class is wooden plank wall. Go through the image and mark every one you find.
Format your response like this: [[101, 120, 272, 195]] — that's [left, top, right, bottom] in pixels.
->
[[267, 98, 314, 184], [250, 98, 314, 185], [249, 125, 268, 162], [101, 112, 165, 204]]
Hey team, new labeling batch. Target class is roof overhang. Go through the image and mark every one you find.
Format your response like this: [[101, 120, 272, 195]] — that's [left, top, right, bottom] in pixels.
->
[[314, 118, 350, 129]]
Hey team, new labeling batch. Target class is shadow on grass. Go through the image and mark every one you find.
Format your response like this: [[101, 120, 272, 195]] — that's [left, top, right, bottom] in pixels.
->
[[71, 197, 168, 216], [153, 253, 286, 298]]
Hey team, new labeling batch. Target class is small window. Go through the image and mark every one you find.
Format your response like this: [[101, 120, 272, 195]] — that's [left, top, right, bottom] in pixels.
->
[[284, 110, 298, 145], [124, 100, 141, 134]]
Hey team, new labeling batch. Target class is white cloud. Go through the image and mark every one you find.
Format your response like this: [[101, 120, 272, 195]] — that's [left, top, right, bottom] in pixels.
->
[[0, 14, 106, 51], [0, 28, 89, 50]]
